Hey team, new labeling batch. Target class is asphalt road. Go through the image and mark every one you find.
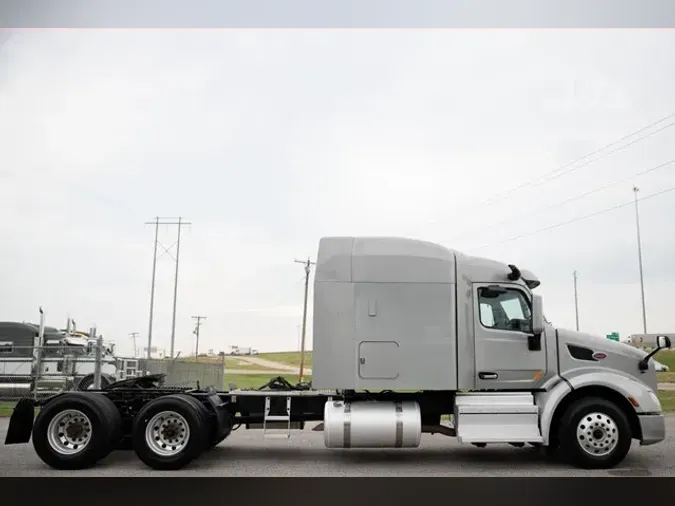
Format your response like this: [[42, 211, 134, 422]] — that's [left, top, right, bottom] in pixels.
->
[[1, 416, 675, 477]]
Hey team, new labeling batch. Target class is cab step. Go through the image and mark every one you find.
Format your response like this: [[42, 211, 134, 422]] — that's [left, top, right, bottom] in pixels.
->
[[454, 392, 543, 444]]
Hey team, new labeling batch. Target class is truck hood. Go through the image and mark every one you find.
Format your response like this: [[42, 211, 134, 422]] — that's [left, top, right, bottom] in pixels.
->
[[556, 328, 648, 360], [556, 327, 660, 391]]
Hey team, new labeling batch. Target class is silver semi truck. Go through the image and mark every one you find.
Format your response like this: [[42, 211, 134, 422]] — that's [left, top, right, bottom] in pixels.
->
[[4, 236, 670, 471]]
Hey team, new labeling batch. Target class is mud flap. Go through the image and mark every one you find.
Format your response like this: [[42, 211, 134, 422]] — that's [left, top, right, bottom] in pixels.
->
[[4, 398, 35, 445], [205, 393, 233, 441]]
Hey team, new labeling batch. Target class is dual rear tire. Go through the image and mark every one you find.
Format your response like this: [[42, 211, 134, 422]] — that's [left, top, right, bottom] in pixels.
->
[[32, 392, 226, 471], [131, 394, 213, 470], [32, 392, 122, 470]]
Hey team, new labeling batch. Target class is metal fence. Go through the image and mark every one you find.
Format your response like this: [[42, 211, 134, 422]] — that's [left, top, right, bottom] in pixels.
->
[[140, 356, 225, 389], [0, 345, 225, 403]]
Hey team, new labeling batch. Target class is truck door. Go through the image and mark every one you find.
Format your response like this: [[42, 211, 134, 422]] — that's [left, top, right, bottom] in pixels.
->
[[472, 283, 547, 390]]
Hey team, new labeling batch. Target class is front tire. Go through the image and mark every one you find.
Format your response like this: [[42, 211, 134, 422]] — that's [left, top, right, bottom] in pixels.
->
[[558, 397, 632, 469]]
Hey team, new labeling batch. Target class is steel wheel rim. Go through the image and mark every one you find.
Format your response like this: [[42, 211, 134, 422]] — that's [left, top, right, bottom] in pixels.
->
[[145, 410, 191, 456], [576, 411, 619, 457], [46, 409, 93, 455]]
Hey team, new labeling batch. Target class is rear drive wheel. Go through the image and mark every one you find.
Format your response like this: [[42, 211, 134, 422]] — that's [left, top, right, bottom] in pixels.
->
[[32, 392, 119, 470], [179, 396, 228, 449], [558, 397, 632, 469], [132, 394, 209, 470]]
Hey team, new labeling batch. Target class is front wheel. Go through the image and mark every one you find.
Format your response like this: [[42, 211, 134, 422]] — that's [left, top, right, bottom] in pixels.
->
[[558, 397, 632, 469]]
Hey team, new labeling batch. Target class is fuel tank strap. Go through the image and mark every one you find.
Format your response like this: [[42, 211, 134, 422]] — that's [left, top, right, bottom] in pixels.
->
[[395, 401, 403, 448], [343, 402, 351, 448]]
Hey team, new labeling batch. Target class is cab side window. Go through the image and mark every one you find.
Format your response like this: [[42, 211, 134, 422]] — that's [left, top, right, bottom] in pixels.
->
[[478, 286, 532, 332]]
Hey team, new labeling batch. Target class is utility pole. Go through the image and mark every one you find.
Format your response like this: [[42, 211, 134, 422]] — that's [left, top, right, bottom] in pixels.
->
[[633, 187, 648, 334], [129, 332, 139, 358], [573, 271, 580, 331], [192, 316, 206, 360], [295, 257, 315, 383], [170, 216, 187, 360], [145, 217, 160, 371], [144, 217, 191, 369]]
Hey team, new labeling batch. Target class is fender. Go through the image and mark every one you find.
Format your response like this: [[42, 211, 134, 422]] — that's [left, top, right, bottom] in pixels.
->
[[535, 369, 661, 444], [535, 378, 572, 445]]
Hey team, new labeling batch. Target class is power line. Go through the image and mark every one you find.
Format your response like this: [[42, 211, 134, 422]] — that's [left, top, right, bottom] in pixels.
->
[[449, 158, 675, 244], [466, 185, 675, 252], [529, 121, 675, 190], [478, 112, 675, 207]]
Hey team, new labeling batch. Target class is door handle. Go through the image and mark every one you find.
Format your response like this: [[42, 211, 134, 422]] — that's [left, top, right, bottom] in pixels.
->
[[360, 358, 366, 365], [479, 372, 498, 380]]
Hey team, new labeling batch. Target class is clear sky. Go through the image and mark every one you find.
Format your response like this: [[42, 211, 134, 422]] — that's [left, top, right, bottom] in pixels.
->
[[1, 29, 674, 357]]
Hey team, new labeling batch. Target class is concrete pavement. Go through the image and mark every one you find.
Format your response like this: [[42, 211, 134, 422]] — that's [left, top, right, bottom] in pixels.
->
[[2, 416, 674, 477]]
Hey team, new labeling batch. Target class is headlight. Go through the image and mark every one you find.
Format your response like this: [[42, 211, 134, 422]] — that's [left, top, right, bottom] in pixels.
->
[[648, 390, 662, 411]]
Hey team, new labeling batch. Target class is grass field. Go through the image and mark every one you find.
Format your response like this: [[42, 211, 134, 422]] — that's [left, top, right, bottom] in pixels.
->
[[173, 352, 313, 371], [172, 356, 276, 370], [256, 351, 314, 368], [0, 402, 19, 417], [656, 350, 675, 383]]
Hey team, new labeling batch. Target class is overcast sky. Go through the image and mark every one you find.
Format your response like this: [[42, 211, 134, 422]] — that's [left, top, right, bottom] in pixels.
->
[[1, 29, 674, 357]]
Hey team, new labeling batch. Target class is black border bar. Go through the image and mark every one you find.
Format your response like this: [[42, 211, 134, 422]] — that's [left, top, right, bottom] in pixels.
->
[[1, 477, 670, 505]]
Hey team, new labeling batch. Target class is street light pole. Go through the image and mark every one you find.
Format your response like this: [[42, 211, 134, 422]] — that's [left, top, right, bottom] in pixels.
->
[[633, 187, 648, 334]]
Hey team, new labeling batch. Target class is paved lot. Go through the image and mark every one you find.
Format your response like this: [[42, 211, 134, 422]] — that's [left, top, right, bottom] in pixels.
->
[[1, 416, 675, 477]]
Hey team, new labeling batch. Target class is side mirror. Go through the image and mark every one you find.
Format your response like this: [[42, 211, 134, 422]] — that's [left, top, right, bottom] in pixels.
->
[[657, 335, 672, 349], [531, 294, 544, 335], [639, 335, 672, 372], [527, 294, 544, 351]]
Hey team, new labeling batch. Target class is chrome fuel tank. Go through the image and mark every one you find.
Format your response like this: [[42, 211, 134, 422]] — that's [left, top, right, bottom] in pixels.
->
[[324, 400, 422, 448]]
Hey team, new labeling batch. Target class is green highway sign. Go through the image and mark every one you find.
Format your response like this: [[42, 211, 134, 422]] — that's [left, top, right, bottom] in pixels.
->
[[606, 332, 620, 341]]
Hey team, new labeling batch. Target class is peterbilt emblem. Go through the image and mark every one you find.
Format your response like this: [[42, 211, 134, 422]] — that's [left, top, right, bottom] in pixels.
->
[[592, 352, 607, 360]]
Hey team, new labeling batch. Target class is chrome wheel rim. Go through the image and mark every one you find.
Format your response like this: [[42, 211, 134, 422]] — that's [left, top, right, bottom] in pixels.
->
[[145, 411, 190, 456], [576, 412, 619, 457], [47, 409, 93, 455]]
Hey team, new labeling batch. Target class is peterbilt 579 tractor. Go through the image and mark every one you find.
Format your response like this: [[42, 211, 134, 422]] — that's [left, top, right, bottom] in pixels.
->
[[4, 236, 670, 471]]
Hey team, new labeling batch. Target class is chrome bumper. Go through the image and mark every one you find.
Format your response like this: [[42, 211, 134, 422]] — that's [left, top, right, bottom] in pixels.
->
[[638, 413, 666, 446]]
